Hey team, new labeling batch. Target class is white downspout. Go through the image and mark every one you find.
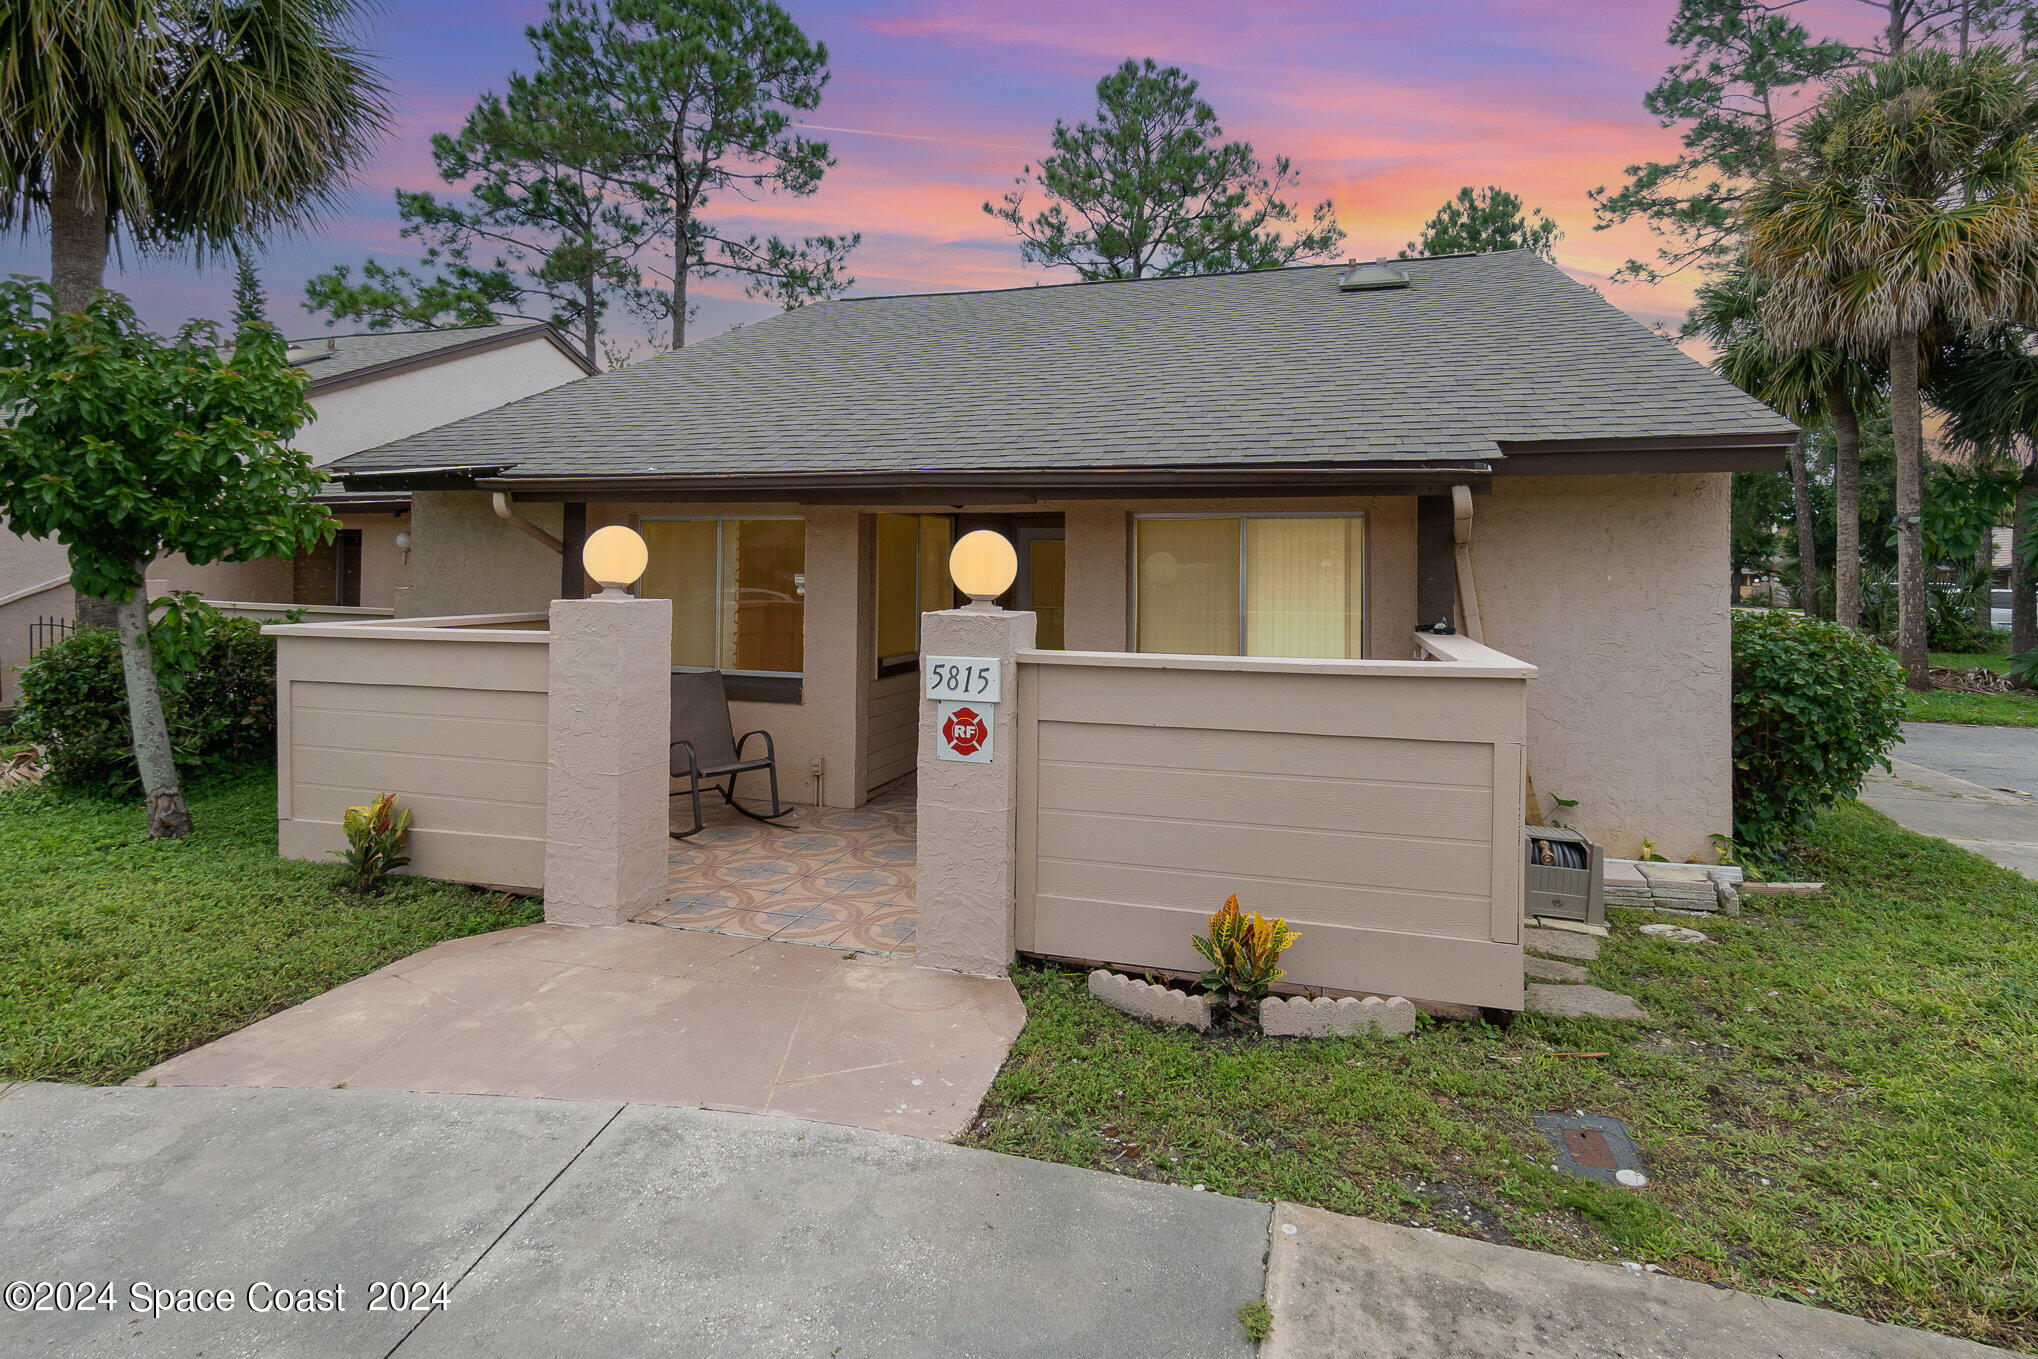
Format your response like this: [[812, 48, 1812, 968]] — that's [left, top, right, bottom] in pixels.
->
[[1451, 484, 1485, 644], [1452, 483, 1542, 827], [492, 491, 564, 555]]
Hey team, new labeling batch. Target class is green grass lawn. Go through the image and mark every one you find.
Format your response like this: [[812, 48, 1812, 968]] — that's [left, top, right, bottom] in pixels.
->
[[963, 801, 2038, 1353], [1908, 648, 2038, 726], [0, 773, 540, 1084]]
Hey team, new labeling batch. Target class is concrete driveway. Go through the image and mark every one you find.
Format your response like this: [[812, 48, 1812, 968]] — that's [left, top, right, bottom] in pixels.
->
[[1862, 722, 2038, 878], [0, 1084, 2011, 1358]]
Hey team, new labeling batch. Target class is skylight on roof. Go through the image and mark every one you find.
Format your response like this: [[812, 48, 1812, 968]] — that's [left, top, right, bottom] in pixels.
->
[[1337, 262, 1410, 292]]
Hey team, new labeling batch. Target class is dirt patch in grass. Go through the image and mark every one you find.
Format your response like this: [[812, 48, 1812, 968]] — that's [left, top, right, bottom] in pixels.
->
[[963, 801, 2038, 1353]]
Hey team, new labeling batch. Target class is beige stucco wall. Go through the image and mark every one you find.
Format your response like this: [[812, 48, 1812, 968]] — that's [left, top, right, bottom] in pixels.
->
[[148, 552, 292, 602], [1474, 474, 1732, 861], [403, 491, 564, 619]]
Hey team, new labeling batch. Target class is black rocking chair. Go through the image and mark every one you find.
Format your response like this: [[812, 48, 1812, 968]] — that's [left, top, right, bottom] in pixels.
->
[[669, 670, 798, 839]]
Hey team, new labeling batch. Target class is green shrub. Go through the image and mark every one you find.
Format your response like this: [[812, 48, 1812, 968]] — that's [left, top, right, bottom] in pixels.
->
[[338, 791, 413, 893], [1732, 610, 1905, 858], [15, 604, 279, 793]]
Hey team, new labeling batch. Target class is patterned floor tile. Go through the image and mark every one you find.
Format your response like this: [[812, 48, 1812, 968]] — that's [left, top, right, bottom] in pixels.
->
[[695, 858, 805, 891], [810, 863, 914, 898], [835, 914, 917, 953], [648, 778, 917, 951], [668, 884, 780, 913]]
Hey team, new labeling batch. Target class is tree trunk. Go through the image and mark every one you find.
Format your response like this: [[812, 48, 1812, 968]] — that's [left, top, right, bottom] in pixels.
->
[[1829, 375, 1864, 629], [113, 587, 193, 839], [1890, 335, 1931, 689], [1788, 439, 1822, 617], [2014, 454, 2038, 662], [49, 150, 124, 631], [48, 151, 109, 314], [673, 263, 688, 350]]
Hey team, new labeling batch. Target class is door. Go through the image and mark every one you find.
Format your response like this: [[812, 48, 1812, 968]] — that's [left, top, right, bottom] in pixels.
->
[[955, 514, 1064, 648], [1016, 524, 1065, 650]]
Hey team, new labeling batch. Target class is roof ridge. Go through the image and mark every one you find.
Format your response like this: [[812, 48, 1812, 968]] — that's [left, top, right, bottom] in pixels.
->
[[831, 250, 1538, 305], [286, 318, 540, 346]]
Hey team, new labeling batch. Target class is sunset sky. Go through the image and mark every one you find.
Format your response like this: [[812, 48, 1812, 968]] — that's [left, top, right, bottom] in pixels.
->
[[0, 0, 1896, 353]]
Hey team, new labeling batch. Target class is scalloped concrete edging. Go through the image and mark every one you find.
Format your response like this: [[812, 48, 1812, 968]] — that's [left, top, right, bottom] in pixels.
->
[[1261, 995, 1418, 1038], [1086, 970, 1211, 1031]]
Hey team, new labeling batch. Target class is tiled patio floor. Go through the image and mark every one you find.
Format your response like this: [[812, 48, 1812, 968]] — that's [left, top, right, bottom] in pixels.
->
[[641, 780, 917, 954]]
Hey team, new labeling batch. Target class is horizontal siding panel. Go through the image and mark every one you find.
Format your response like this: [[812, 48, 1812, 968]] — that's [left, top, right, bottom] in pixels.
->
[[292, 707, 546, 762], [865, 674, 921, 795], [1037, 759, 1491, 840], [1034, 858, 1492, 939], [288, 745, 547, 804], [292, 680, 549, 722], [1030, 895, 1522, 1008], [279, 819, 543, 892], [291, 780, 546, 838], [1037, 721, 1492, 786], [1034, 665, 1523, 743], [281, 636, 549, 692], [1037, 809, 1492, 898], [1017, 654, 1530, 1006]]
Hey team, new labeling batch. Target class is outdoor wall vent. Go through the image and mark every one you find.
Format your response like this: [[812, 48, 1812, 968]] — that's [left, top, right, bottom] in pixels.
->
[[1337, 261, 1411, 292]]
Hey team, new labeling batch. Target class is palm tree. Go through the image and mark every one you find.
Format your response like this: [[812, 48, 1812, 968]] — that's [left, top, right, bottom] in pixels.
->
[[1748, 44, 2038, 687], [1, 1, 390, 313], [0, 0, 389, 835], [1931, 330, 2038, 656], [1690, 267, 1882, 622]]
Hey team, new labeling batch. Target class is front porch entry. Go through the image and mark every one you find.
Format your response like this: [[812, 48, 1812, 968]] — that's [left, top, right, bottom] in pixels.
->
[[643, 778, 917, 953]]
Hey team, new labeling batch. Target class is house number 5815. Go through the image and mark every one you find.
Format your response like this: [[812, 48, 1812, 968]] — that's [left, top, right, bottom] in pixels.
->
[[923, 656, 1001, 704]]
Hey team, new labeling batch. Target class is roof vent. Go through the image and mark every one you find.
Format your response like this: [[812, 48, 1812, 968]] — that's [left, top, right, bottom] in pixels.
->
[[1337, 260, 1410, 292]]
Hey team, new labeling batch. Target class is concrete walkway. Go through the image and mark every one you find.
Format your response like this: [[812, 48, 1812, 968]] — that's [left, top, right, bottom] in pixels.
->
[[0, 1084, 2012, 1358], [138, 923, 1024, 1141], [1861, 722, 2038, 879]]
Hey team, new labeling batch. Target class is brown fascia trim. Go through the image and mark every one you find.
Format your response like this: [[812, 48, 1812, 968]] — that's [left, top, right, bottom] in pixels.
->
[[1493, 432, 1797, 475], [313, 495, 411, 513], [465, 464, 1499, 504], [307, 324, 596, 396]]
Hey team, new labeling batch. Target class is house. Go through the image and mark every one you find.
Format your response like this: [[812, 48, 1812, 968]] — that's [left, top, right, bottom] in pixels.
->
[[322, 251, 1797, 861], [0, 320, 594, 704]]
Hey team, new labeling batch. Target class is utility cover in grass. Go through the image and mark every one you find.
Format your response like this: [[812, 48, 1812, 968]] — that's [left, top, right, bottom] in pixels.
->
[[1533, 1113, 1649, 1187]]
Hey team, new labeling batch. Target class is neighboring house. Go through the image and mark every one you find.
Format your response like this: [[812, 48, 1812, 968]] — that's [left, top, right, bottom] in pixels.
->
[[323, 252, 1797, 860], [0, 320, 594, 705]]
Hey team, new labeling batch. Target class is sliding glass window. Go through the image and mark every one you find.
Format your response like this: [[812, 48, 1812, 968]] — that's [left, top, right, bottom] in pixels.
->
[[1134, 514, 1364, 660], [639, 517, 806, 675], [875, 514, 955, 673]]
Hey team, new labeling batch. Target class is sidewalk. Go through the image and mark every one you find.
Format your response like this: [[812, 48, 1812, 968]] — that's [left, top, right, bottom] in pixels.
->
[[1861, 723, 2038, 879], [0, 1083, 2013, 1358]]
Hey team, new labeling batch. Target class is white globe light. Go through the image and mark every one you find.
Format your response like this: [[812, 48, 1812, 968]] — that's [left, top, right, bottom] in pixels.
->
[[583, 524, 649, 596], [950, 529, 1018, 604]]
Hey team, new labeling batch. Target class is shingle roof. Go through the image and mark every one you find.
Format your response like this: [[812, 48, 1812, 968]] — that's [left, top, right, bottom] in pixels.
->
[[328, 252, 1795, 483], [286, 321, 573, 387]]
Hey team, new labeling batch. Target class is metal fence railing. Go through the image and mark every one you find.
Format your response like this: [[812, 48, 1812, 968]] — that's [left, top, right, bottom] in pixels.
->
[[27, 615, 73, 661]]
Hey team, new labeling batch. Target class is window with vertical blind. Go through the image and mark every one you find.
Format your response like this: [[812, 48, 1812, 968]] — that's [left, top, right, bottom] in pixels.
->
[[875, 513, 955, 673], [1134, 514, 1364, 659], [638, 518, 806, 675]]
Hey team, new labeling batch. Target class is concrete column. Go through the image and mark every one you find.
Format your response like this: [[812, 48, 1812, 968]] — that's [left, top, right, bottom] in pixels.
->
[[544, 594, 673, 926], [916, 606, 1036, 976]]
